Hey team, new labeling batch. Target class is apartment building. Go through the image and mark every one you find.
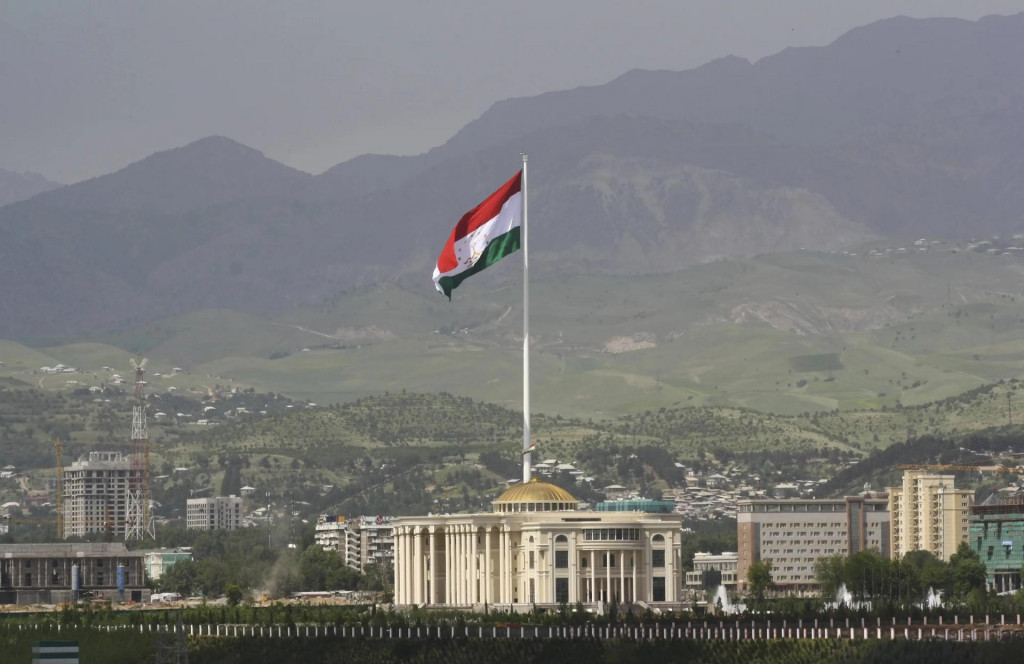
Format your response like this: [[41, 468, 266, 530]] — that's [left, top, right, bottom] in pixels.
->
[[186, 495, 243, 531], [888, 470, 972, 561], [62, 451, 134, 539], [314, 515, 361, 569], [358, 515, 394, 571], [736, 494, 889, 593], [314, 514, 394, 571]]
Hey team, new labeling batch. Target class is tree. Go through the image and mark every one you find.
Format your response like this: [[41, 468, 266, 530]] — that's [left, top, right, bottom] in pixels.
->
[[948, 541, 987, 600], [843, 550, 889, 602], [225, 583, 244, 606], [297, 544, 360, 591], [813, 554, 845, 601], [747, 560, 774, 603], [903, 550, 946, 602], [159, 559, 200, 596]]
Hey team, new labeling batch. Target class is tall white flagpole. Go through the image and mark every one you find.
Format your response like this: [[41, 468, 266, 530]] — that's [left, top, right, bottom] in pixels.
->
[[521, 154, 532, 484]]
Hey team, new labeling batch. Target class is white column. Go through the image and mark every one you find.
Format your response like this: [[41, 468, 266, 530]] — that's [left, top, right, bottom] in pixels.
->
[[508, 530, 515, 602], [445, 528, 452, 605], [428, 528, 437, 604], [590, 555, 595, 602], [403, 528, 411, 605], [549, 535, 555, 604], [619, 549, 625, 602], [470, 526, 478, 604], [501, 527, 509, 602], [392, 528, 400, 604], [460, 524, 468, 606], [499, 527, 506, 602], [395, 527, 403, 605], [569, 536, 577, 603], [484, 527, 492, 604], [645, 536, 653, 601], [452, 526, 460, 604], [631, 553, 636, 603], [413, 529, 423, 604], [459, 525, 467, 605], [605, 550, 611, 603], [666, 533, 675, 602]]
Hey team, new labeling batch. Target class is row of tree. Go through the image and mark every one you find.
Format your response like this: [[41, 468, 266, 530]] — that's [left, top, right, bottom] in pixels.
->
[[744, 543, 989, 607]]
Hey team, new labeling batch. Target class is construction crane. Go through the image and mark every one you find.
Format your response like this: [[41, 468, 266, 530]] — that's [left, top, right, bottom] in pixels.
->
[[897, 464, 1024, 474], [53, 439, 63, 540]]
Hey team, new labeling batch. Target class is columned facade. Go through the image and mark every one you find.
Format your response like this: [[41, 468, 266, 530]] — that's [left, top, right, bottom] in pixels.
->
[[393, 479, 684, 608]]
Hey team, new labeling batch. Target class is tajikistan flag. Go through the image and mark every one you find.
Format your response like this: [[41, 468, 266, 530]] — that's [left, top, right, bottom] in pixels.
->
[[433, 170, 522, 298]]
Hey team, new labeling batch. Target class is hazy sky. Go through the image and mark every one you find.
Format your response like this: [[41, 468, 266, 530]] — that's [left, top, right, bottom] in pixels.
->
[[2, 0, 1023, 183]]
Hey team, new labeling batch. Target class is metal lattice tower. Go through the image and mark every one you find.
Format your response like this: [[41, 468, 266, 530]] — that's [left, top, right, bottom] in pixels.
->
[[125, 358, 155, 540]]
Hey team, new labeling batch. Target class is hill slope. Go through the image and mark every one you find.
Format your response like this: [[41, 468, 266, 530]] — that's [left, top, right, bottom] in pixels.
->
[[3, 15, 1024, 337]]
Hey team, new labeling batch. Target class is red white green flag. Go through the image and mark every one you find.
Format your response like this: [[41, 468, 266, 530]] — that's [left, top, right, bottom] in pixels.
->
[[432, 170, 523, 298]]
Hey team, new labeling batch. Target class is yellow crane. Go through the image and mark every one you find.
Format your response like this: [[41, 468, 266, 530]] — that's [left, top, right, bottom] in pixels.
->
[[53, 439, 63, 540]]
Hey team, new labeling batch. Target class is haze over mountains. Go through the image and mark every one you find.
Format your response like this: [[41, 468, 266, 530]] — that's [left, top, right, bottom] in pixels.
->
[[0, 168, 61, 208], [2, 13, 1024, 339]]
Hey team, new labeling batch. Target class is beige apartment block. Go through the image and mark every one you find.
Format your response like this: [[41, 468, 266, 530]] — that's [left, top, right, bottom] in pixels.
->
[[888, 470, 972, 561]]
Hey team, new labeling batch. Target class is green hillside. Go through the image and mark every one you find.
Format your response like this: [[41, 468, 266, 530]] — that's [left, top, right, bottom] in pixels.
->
[[6, 250, 1024, 423]]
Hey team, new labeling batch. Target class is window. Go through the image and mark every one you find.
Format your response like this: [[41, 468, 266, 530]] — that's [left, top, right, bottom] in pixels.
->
[[652, 577, 665, 602], [529, 551, 535, 570], [652, 550, 665, 568], [581, 557, 588, 569], [555, 578, 569, 604], [555, 550, 568, 569], [604, 553, 616, 568], [555, 534, 568, 544]]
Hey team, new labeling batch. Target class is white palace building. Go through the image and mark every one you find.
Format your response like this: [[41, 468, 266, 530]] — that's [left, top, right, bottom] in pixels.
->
[[392, 479, 685, 608]]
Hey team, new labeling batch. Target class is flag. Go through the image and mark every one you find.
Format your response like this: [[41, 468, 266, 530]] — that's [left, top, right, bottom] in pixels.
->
[[433, 170, 522, 298], [521, 443, 537, 456]]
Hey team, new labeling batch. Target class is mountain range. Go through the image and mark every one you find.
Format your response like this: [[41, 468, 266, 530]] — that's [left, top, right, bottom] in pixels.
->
[[0, 168, 60, 208], [2, 13, 1024, 339]]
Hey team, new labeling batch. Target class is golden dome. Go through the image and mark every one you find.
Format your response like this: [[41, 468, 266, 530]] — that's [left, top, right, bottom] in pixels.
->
[[493, 478, 577, 512]]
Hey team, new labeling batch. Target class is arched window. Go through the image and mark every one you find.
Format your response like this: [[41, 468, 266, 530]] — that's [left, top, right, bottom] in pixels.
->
[[555, 534, 568, 544], [529, 536, 535, 543], [652, 534, 665, 543]]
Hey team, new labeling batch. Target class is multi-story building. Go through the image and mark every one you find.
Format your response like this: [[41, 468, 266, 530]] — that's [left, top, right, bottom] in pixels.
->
[[357, 515, 394, 571], [62, 452, 134, 539], [186, 495, 243, 531], [314, 515, 394, 571], [969, 496, 1024, 593], [392, 479, 685, 607], [0, 543, 148, 604], [888, 470, 972, 561], [685, 551, 739, 593], [736, 494, 890, 593], [315, 515, 362, 569]]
